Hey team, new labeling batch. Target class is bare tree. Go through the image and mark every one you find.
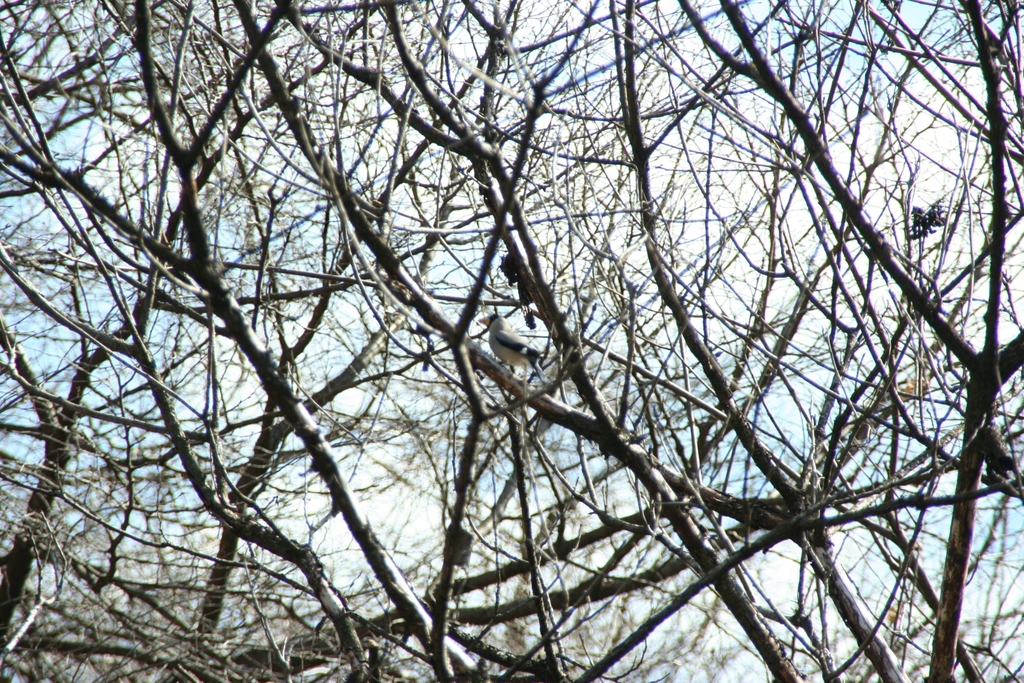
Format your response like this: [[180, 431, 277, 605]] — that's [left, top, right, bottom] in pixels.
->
[[1, 0, 1022, 681]]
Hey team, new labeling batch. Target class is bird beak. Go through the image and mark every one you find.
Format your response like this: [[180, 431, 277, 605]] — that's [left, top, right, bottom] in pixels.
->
[[478, 316, 491, 326]]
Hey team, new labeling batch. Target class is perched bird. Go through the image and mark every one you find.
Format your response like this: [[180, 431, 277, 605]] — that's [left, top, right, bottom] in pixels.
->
[[480, 315, 546, 381]]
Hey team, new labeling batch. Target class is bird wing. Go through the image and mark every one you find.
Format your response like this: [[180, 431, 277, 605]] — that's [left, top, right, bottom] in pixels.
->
[[493, 334, 542, 359]]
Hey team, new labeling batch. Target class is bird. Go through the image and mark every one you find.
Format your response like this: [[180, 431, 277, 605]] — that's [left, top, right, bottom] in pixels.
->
[[480, 315, 546, 382]]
